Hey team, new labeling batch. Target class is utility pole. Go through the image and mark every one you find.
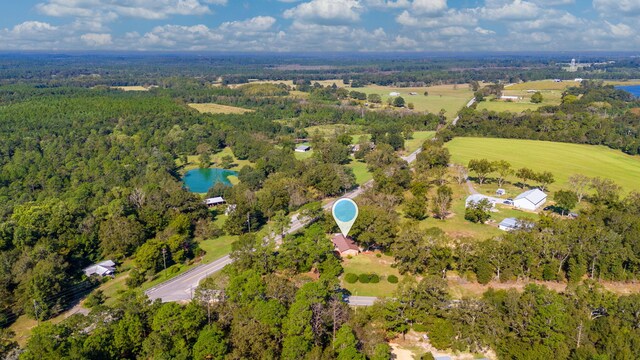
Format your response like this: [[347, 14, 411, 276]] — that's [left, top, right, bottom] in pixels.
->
[[247, 213, 251, 232], [162, 247, 167, 277]]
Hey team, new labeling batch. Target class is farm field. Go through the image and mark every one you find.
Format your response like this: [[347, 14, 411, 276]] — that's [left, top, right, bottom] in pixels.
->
[[188, 103, 253, 114], [446, 137, 640, 192], [476, 89, 563, 112], [341, 253, 403, 297], [111, 86, 149, 91], [356, 84, 474, 121]]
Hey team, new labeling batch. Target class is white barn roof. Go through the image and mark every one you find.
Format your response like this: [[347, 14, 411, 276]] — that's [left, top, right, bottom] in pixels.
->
[[515, 189, 547, 206], [83, 260, 116, 277], [205, 197, 225, 205], [499, 218, 519, 229]]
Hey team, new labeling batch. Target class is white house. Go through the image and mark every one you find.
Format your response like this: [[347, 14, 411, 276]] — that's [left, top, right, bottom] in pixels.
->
[[295, 145, 311, 152], [499, 218, 519, 231], [204, 197, 225, 207], [83, 260, 116, 277], [389, 91, 400, 97], [500, 95, 522, 101], [465, 194, 497, 208], [513, 188, 547, 211]]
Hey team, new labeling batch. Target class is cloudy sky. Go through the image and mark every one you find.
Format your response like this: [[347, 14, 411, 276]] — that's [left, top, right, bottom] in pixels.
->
[[0, 0, 638, 52]]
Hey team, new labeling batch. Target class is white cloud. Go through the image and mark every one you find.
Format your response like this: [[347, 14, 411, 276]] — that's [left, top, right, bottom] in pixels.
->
[[480, 0, 541, 21], [593, 0, 640, 16], [283, 0, 364, 25], [11, 21, 58, 36], [396, 9, 476, 28], [475, 27, 495, 35], [220, 16, 277, 32], [411, 0, 447, 14], [81, 33, 113, 46]]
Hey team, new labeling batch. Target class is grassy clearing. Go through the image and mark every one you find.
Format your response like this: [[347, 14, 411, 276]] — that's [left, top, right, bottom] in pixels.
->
[[341, 253, 403, 297], [404, 131, 436, 154], [476, 90, 562, 112], [111, 86, 149, 91], [179, 147, 252, 177], [305, 124, 367, 137], [355, 84, 474, 121], [188, 103, 253, 114], [507, 80, 574, 91], [346, 158, 372, 185], [446, 137, 640, 192]]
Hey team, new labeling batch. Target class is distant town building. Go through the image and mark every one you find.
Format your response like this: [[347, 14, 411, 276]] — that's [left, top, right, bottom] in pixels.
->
[[513, 188, 547, 211], [83, 260, 116, 277], [295, 145, 311, 152], [331, 234, 360, 257]]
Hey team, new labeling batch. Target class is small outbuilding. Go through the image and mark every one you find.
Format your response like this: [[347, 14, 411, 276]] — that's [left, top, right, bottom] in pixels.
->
[[295, 145, 311, 152], [500, 95, 522, 101], [204, 197, 225, 207], [499, 218, 519, 231], [513, 188, 547, 211], [496, 188, 506, 196], [331, 234, 360, 258], [83, 260, 116, 277], [389, 91, 400, 97]]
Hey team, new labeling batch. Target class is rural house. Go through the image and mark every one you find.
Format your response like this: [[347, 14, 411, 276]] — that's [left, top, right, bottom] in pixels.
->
[[499, 218, 520, 231], [83, 260, 116, 277], [295, 145, 311, 152], [331, 234, 360, 257], [465, 194, 497, 208], [204, 196, 225, 207], [513, 188, 547, 211]]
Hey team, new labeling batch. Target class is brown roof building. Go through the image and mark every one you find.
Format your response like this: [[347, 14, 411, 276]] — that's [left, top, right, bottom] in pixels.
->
[[331, 234, 360, 257]]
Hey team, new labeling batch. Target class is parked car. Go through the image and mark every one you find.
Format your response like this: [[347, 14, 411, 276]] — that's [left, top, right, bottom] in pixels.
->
[[503, 200, 514, 205]]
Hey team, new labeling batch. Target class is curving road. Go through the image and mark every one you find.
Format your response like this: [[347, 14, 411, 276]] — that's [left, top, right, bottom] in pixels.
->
[[146, 147, 423, 303]]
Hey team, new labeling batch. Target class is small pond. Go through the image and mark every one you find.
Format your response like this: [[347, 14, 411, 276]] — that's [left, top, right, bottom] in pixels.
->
[[616, 85, 640, 98], [183, 168, 238, 193]]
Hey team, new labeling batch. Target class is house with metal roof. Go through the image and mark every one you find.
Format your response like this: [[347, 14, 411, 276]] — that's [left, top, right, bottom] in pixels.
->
[[465, 194, 498, 208], [204, 196, 225, 207], [295, 145, 311, 152], [513, 188, 547, 211], [83, 260, 116, 277], [499, 217, 519, 231]]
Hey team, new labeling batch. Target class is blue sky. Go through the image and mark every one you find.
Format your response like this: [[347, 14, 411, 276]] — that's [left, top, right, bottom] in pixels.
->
[[0, 0, 638, 51]]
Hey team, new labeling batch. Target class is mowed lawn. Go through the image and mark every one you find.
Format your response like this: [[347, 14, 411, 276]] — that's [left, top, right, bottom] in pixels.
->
[[356, 84, 474, 121], [404, 131, 436, 153], [447, 137, 640, 192], [341, 253, 403, 297], [188, 103, 253, 114]]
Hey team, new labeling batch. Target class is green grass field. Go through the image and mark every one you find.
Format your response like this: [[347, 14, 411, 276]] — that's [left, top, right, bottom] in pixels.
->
[[357, 84, 474, 121], [341, 253, 403, 297], [404, 131, 436, 153], [446, 137, 640, 192], [346, 158, 372, 185]]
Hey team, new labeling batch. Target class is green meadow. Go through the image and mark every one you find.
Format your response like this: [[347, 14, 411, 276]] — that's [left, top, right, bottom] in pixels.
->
[[446, 137, 640, 192]]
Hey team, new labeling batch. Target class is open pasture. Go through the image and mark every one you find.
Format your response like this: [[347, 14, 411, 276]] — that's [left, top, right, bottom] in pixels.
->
[[188, 103, 253, 114], [446, 137, 640, 192]]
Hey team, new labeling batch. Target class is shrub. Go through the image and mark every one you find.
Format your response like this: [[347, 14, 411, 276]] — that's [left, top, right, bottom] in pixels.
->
[[358, 274, 371, 283], [369, 274, 380, 283], [387, 275, 399, 283], [375, 253, 382, 258], [126, 268, 145, 288], [476, 260, 493, 285], [344, 273, 358, 284], [84, 290, 105, 309]]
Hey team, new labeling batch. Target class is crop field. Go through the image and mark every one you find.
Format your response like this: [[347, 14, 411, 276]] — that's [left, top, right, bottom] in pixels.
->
[[356, 84, 474, 121], [446, 137, 640, 192], [188, 103, 253, 114]]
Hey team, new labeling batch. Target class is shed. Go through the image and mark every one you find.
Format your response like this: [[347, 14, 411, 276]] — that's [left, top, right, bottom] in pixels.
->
[[295, 145, 311, 152], [331, 234, 360, 257], [500, 95, 522, 101], [496, 188, 506, 196], [83, 260, 116, 277], [513, 188, 547, 211], [204, 197, 225, 207], [389, 91, 400, 97], [499, 218, 519, 231]]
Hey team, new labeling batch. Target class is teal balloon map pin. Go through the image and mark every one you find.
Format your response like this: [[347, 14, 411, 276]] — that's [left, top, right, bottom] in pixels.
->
[[332, 198, 359, 237]]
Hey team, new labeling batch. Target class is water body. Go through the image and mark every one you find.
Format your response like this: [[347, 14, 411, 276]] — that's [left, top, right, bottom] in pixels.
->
[[616, 85, 640, 98], [183, 168, 238, 193]]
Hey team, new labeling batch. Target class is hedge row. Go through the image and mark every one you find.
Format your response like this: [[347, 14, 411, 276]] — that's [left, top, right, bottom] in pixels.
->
[[344, 273, 398, 284]]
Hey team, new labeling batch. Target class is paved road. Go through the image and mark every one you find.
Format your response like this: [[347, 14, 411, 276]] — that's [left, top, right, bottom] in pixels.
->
[[146, 147, 424, 303], [452, 97, 476, 126], [346, 296, 378, 306]]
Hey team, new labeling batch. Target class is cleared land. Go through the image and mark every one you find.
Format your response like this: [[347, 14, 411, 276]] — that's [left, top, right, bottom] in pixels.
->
[[356, 84, 474, 121], [111, 86, 149, 91], [188, 103, 253, 114], [477, 90, 563, 112], [341, 253, 403, 297], [446, 137, 640, 192]]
